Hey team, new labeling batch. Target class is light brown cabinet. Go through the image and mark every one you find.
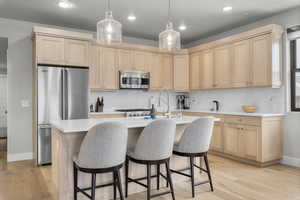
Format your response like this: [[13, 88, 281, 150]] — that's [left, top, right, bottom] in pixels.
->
[[150, 53, 163, 90], [36, 36, 65, 65], [64, 39, 89, 67], [89, 46, 118, 91], [36, 36, 89, 67], [223, 123, 240, 156], [133, 51, 148, 72], [173, 54, 189, 91], [200, 50, 214, 89], [238, 125, 259, 161], [189, 52, 201, 90], [214, 45, 232, 88], [101, 48, 118, 90], [250, 34, 272, 87], [161, 55, 173, 90], [183, 112, 283, 166], [232, 40, 251, 87], [118, 49, 133, 71], [210, 122, 223, 152]]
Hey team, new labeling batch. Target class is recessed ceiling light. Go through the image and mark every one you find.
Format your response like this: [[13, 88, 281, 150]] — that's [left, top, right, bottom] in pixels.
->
[[58, 0, 74, 9], [223, 6, 233, 12], [127, 14, 136, 21], [178, 24, 187, 31]]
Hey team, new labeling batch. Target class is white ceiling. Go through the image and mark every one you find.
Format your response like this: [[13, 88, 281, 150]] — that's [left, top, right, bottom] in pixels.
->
[[0, 0, 299, 44]]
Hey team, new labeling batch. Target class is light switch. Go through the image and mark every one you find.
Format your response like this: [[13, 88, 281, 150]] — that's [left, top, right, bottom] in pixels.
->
[[21, 99, 30, 108]]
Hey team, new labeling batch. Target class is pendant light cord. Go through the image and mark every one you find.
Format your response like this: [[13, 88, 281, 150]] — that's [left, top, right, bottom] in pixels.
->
[[168, 0, 171, 22], [107, 0, 111, 11]]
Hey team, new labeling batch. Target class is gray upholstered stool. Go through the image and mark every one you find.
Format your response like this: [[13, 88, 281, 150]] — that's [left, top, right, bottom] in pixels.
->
[[73, 122, 128, 200], [171, 117, 215, 198], [125, 119, 176, 200]]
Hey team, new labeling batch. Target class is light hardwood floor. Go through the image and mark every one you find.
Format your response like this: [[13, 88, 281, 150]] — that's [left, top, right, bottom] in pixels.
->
[[0, 155, 299, 200]]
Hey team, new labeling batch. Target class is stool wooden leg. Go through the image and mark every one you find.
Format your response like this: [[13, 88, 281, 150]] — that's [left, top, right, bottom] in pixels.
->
[[147, 164, 151, 200], [91, 173, 96, 200], [113, 172, 117, 200], [73, 164, 78, 200], [156, 164, 160, 190], [166, 161, 175, 200], [116, 169, 124, 200], [125, 157, 129, 197], [204, 154, 214, 192], [190, 156, 195, 198]]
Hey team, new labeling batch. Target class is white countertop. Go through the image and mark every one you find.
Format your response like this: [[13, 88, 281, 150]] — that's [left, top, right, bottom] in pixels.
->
[[89, 111, 125, 115], [51, 116, 218, 133], [177, 110, 285, 117]]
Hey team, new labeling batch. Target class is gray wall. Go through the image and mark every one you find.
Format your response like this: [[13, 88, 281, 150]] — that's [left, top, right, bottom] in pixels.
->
[[186, 7, 300, 162], [0, 37, 7, 74], [0, 17, 157, 160]]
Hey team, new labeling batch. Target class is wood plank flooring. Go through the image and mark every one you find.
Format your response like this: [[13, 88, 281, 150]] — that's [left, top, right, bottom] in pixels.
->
[[0, 155, 299, 200]]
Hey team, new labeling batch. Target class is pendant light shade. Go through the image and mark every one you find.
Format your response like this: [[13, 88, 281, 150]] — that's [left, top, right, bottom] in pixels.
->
[[159, 22, 181, 51], [159, 0, 181, 51], [97, 0, 122, 44]]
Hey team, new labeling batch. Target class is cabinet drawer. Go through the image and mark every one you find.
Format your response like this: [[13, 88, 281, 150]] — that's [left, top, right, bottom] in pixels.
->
[[225, 116, 261, 126]]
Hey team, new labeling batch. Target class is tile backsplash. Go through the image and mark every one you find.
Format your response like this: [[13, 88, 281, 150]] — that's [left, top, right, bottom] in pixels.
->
[[90, 87, 285, 114], [189, 87, 285, 113]]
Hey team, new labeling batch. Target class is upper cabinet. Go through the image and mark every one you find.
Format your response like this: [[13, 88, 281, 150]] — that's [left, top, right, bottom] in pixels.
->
[[232, 40, 251, 88], [250, 34, 272, 87], [149, 53, 163, 90], [36, 36, 90, 67], [188, 24, 283, 90], [214, 45, 232, 89], [173, 54, 189, 91], [64, 39, 89, 67], [161, 54, 173, 90], [36, 36, 65, 65]]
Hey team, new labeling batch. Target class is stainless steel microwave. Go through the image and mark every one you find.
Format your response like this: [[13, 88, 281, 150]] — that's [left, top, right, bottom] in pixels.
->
[[119, 70, 150, 89]]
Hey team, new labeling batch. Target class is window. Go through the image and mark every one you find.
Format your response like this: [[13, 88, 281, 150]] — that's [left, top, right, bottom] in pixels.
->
[[290, 39, 300, 111]]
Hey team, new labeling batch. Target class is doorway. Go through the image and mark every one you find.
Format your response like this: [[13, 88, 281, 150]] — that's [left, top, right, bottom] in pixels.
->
[[0, 37, 8, 169]]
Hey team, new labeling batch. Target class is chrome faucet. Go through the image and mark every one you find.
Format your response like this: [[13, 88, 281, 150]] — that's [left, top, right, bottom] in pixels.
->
[[158, 90, 171, 116]]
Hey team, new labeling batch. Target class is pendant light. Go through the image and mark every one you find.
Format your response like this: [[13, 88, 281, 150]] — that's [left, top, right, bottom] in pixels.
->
[[159, 0, 181, 51], [97, 0, 122, 44]]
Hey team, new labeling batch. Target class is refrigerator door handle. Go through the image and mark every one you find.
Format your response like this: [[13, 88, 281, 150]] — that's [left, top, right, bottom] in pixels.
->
[[59, 69, 64, 120]]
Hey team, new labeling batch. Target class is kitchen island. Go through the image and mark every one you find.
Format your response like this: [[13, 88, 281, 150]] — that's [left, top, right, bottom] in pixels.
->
[[51, 116, 212, 200]]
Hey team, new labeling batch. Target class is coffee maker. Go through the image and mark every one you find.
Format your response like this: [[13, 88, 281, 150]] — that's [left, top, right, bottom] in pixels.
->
[[176, 95, 190, 110]]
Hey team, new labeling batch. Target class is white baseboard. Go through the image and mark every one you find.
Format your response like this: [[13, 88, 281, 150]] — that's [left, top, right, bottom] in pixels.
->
[[7, 152, 33, 162], [281, 156, 300, 168]]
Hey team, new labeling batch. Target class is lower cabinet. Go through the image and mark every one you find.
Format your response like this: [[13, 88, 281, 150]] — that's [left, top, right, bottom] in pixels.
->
[[224, 123, 259, 161], [210, 122, 223, 152], [183, 112, 283, 166]]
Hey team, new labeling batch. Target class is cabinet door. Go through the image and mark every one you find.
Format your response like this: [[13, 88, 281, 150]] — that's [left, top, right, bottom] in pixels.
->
[[133, 51, 148, 72], [161, 55, 173, 90], [251, 34, 272, 87], [101, 48, 118, 90], [89, 45, 102, 90], [239, 126, 259, 161], [150, 53, 163, 90], [118, 49, 133, 71], [210, 122, 223, 152], [223, 124, 239, 156], [189, 53, 201, 90], [232, 40, 251, 88], [36, 36, 65, 65], [214, 45, 232, 88], [173, 55, 189, 91], [64, 39, 89, 67], [200, 50, 214, 89]]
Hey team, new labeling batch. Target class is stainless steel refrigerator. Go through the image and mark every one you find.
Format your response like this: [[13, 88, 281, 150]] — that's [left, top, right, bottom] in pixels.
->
[[37, 66, 89, 165]]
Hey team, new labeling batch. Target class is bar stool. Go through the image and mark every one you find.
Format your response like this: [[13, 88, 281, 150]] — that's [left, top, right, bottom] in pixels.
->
[[73, 122, 128, 200], [171, 117, 215, 198], [125, 119, 176, 200]]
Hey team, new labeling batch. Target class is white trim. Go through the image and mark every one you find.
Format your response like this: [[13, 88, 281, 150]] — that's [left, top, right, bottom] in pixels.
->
[[7, 152, 33, 162], [281, 156, 300, 168]]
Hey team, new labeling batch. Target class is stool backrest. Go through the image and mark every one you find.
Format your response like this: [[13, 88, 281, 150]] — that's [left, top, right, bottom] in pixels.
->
[[177, 117, 214, 154], [134, 119, 176, 161], [77, 122, 128, 169]]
